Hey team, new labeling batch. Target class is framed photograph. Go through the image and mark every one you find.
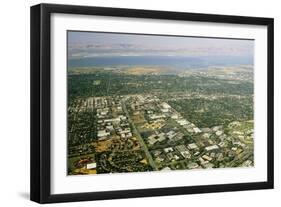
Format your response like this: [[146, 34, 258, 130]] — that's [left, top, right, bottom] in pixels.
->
[[30, 3, 274, 203]]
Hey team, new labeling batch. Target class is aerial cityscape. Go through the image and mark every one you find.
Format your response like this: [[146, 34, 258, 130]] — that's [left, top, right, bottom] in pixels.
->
[[67, 31, 254, 175]]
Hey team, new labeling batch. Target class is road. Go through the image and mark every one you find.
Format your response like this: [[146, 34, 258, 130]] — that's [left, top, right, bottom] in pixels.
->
[[121, 100, 158, 170]]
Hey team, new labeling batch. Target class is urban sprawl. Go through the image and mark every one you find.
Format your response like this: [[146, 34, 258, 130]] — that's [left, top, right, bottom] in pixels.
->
[[67, 66, 254, 175]]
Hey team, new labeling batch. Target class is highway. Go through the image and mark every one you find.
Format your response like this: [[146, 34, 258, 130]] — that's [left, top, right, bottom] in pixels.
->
[[121, 100, 158, 170]]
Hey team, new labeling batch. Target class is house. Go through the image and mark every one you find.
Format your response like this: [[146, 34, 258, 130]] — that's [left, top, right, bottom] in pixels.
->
[[118, 115, 127, 121], [171, 114, 179, 119], [126, 132, 132, 138], [104, 118, 120, 123], [97, 130, 110, 138], [177, 119, 189, 126], [202, 133, 210, 139], [86, 162, 97, 170], [212, 126, 222, 132], [193, 127, 202, 133], [149, 114, 165, 120], [215, 130, 223, 136], [180, 151, 191, 159], [202, 155, 212, 161], [205, 145, 219, 151], [218, 141, 227, 148], [152, 150, 162, 157], [242, 160, 253, 167], [161, 102, 171, 109], [187, 162, 199, 169], [201, 127, 211, 133], [157, 133, 166, 142], [164, 147, 174, 153], [174, 133, 184, 141], [161, 108, 169, 113], [147, 135, 158, 145], [199, 157, 208, 165], [188, 143, 199, 150], [166, 153, 174, 161], [106, 125, 114, 131]]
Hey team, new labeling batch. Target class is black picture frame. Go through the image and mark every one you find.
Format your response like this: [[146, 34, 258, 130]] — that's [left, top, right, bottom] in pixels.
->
[[30, 3, 274, 204]]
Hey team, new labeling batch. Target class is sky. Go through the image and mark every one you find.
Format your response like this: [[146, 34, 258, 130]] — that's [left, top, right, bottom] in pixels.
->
[[68, 31, 254, 59]]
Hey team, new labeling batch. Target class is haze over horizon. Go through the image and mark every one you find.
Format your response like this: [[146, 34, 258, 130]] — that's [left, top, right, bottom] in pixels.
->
[[68, 31, 254, 59]]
